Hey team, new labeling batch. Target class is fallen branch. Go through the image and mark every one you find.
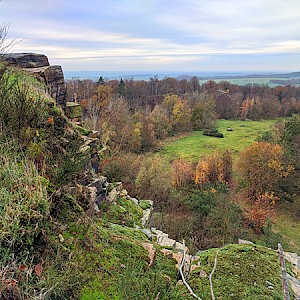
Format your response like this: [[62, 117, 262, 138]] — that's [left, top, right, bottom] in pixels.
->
[[179, 241, 202, 300], [209, 250, 219, 300]]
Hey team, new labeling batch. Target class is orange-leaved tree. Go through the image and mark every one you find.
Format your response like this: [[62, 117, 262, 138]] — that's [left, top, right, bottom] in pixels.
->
[[195, 150, 233, 187], [238, 141, 293, 199], [171, 159, 194, 187]]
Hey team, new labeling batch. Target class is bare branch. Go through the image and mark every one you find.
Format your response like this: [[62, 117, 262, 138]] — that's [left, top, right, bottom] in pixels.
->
[[179, 240, 202, 300], [0, 22, 18, 56], [209, 250, 219, 300]]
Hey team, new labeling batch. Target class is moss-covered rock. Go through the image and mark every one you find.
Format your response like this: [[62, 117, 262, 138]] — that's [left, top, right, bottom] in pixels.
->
[[65, 101, 82, 119]]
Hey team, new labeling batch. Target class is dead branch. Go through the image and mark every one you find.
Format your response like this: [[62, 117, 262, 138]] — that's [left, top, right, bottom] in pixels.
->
[[179, 241, 202, 300], [209, 250, 219, 300]]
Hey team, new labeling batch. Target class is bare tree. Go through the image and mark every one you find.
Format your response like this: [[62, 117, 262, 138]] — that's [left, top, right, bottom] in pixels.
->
[[0, 22, 16, 55]]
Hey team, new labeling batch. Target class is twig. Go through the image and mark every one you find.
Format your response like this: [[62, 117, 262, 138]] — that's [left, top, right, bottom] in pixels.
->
[[179, 241, 202, 300], [209, 250, 219, 300]]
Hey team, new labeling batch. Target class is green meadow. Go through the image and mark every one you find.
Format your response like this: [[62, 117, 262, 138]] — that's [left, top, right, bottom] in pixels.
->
[[160, 119, 277, 162]]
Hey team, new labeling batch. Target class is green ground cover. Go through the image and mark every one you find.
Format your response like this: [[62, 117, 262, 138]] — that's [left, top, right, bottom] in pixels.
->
[[161, 119, 277, 162]]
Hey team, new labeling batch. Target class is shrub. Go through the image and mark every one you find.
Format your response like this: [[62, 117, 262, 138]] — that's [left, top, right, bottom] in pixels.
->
[[238, 142, 293, 199], [101, 152, 144, 192], [195, 151, 233, 187], [0, 69, 51, 141], [135, 156, 171, 207]]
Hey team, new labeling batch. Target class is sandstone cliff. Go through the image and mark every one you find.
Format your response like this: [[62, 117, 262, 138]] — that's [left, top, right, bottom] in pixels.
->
[[1, 53, 66, 107]]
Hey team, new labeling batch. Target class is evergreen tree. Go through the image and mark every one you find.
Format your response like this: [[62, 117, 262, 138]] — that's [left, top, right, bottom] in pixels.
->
[[118, 78, 126, 97]]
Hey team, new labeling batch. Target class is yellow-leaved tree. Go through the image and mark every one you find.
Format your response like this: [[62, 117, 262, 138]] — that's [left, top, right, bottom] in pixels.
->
[[238, 141, 293, 200]]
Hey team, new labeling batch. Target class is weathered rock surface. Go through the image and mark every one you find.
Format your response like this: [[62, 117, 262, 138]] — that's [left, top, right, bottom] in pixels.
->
[[26, 65, 66, 107], [2, 53, 66, 106], [238, 239, 254, 245], [1, 53, 50, 68], [287, 274, 300, 299], [142, 243, 157, 267]]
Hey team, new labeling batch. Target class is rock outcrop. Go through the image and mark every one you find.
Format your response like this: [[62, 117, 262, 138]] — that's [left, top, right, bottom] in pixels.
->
[[1, 53, 50, 68], [1, 53, 66, 107]]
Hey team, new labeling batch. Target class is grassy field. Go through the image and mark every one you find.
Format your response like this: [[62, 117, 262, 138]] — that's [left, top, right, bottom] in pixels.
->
[[160, 119, 277, 162], [199, 77, 300, 87]]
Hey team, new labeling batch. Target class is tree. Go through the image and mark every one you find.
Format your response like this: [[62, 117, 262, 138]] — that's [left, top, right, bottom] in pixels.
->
[[117, 78, 126, 97], [171, 159, 194, 187], [150, 104, 171, 139], [0, 23, 15, 55], [195, 151, 233, 187], [238, 142, 293, 199], [97, 76, 105, 85], [171, 97, 191, 132], [190, 94, 216, 130]]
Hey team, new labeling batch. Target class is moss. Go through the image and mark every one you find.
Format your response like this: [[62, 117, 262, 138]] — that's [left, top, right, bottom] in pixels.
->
[[100, 197, 143, 227], [183, 244, 284, 300], [76, 124, 92, 136], [65, 102, 82, 119], [139, 199, 153, 210]]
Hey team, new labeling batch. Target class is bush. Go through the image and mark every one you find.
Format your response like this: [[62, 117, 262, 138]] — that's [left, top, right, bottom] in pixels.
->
[[0, 69, 51, 141], [101, 152, 144, 192], [135, 156, 171, 208]]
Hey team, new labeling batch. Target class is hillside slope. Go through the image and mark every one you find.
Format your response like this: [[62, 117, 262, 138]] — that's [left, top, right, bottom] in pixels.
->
[[0, 59, 298, 300]]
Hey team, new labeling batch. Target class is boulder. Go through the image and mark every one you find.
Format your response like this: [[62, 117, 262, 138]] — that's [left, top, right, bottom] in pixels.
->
[[142, 208, 152, 228], [156, 236, 176, 248], [286, 274, 300, 299], [141, 229, 152, 241]]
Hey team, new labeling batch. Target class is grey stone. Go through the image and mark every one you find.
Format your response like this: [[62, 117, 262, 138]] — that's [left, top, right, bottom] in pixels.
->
[[129, 197, 139, 205], [141, 229, 152, 241], [200, 270, 208, 278], [174, 242, 188, 253], [238, 239, 254, 245], [2, 53, 66, 107], [142, 208, 152, 228], [156, 236, 176, 248], [287, 274, 300, 299], [107, 187, 118, 203]]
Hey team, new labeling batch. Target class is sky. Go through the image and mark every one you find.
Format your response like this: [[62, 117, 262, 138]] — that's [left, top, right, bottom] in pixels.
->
[[1, 0, 300, 72]]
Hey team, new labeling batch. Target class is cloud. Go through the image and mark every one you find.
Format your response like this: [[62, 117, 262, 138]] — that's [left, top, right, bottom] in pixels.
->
[[1, 0, 300, 71]]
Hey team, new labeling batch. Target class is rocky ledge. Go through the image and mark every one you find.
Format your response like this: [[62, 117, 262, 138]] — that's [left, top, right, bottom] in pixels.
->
[[1, 53, 66, 107]]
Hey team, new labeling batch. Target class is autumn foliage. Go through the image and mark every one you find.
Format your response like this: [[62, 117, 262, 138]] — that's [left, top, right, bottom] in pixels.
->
[[246, 192, 279, 233], [239, 142, 293, 199], [171, 159, 194, 187], [195, 150, 233, 187]]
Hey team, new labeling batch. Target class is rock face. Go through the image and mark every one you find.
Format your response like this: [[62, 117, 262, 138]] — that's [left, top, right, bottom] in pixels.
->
[[1, 53, 50, 68], [1, 53, 66, 107]]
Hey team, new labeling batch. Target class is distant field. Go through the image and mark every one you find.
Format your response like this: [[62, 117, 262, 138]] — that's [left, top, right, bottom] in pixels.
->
[[160, 119, 277, 162], [199, 77, 300, 87]]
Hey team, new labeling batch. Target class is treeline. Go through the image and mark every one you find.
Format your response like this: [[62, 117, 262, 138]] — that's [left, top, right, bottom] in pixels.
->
[[66, 77, 300, 153]]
